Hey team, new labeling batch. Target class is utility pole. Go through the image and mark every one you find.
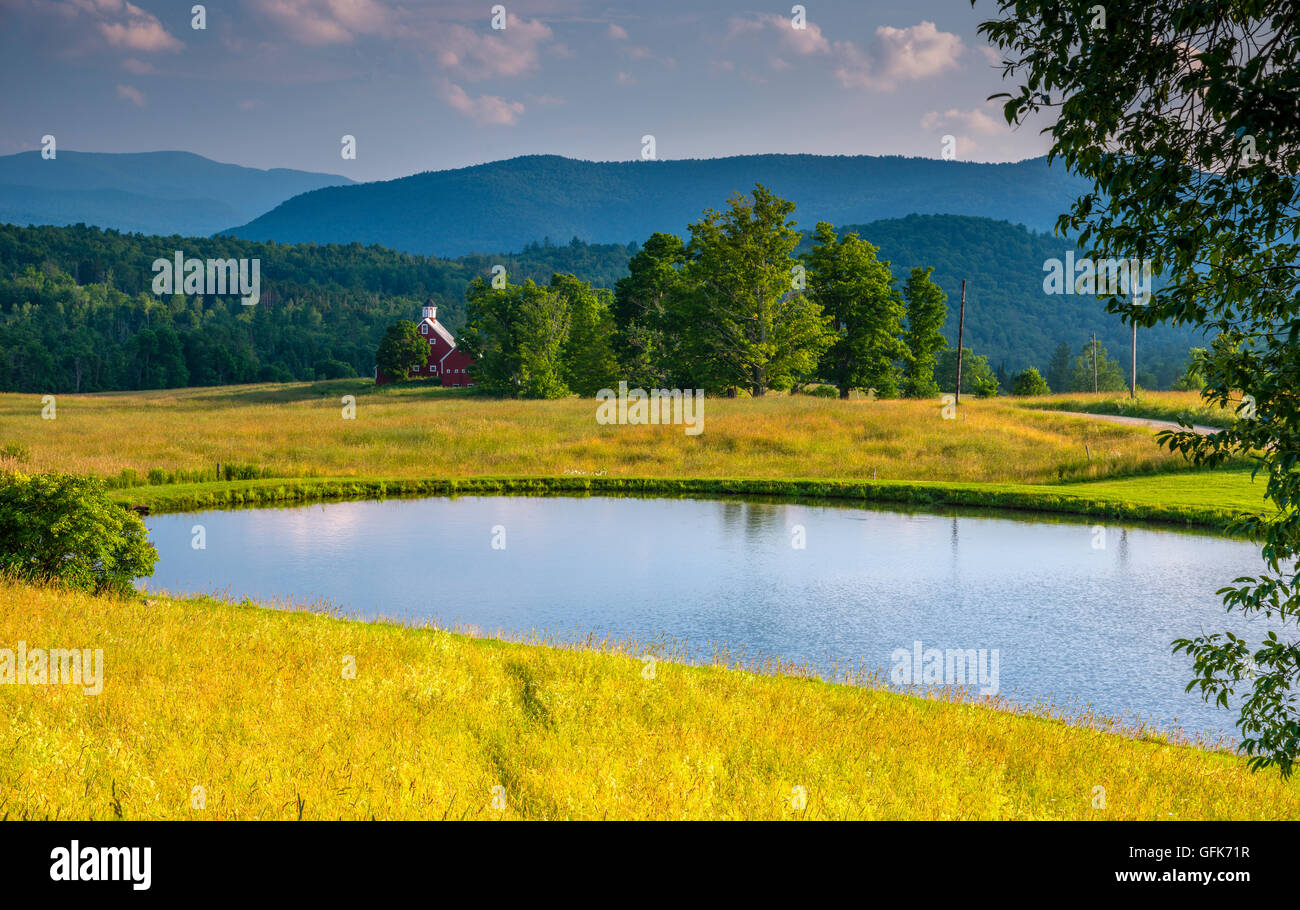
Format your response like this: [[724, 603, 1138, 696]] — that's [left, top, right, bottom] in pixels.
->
[[1091, 332, 1098, 394], [1130, 320, 1138, 399], [955, 279, 966, 406]]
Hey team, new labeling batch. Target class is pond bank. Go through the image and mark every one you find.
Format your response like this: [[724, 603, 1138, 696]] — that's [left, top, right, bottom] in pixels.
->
[[109, 471, 1267, 533]]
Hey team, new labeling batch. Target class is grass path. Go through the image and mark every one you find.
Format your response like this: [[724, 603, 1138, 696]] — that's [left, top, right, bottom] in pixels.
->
[[2, 579, 1295, 820]]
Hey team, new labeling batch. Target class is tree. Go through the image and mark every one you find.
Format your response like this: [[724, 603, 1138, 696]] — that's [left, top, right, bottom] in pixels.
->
[[1011, 367, 1051, 396], [1069, 339, 1126, 393], [1171, 348, 1208, 392], [936, 348, 999, 397], [458, 278, 571, 399], [980, 0, 1300, 772], [516, 280, 571, 399], [901, 266, 948, 398], [554, 274, 619, 397], [804, 222, 907, 398], [612, 232, 687, 388], [679, 185, 834, 396], [0, 472, 157, 596], [374, 320, 427, 384], [1044, 341, 1073, 396]]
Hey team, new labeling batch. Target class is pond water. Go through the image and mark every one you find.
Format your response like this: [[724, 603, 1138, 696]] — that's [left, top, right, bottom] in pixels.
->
[[142, 495, 1280, 740]]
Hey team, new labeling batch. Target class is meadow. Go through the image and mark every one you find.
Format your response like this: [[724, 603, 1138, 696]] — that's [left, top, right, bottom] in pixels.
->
[[1, 382, 1287, 821], [0, 381, 1262, 492], [3, 577, 1295, 821]]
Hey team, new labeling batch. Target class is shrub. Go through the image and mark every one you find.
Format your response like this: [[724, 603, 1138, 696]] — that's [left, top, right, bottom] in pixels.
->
[[806, 384, 840, 398], [0, 472, 157, 596], [1011, 367, 1051, 396]]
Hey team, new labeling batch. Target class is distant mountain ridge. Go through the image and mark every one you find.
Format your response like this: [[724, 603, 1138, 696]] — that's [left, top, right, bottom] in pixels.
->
[[227, 153, 1094, 257], [0, 150, 352, 238]]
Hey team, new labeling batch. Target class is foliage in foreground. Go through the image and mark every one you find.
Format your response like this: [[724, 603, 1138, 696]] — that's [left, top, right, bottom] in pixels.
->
[[0, 472, 156, 595], [981, 0, 1300, 772], [2, 579, 1295, 820]]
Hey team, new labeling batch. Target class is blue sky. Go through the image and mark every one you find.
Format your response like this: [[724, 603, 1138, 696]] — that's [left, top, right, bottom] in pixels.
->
[[0, 0, 1053, 181]]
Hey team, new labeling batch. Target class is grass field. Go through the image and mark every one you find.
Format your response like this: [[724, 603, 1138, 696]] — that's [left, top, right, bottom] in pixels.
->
[[3, 578, 1295, 821], [1029, 391, 1237, 428], [0, 382, 1270, 527]]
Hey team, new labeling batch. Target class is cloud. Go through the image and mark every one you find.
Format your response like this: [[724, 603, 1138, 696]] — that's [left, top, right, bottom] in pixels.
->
[[115, 83, 146, 106], [121, 57, 154, 73], [727, 12, 829, 57], [248, 0, 397, 45], [608, 23, 628, 41], [920, 106, 1004, 136], [616, 71, 636, 86], [435, 14, 554, 80], [435, 78, 524, 125], [835, 22, 964, 92], [100, 17, 182, 51], [48, 0, 183, 53]]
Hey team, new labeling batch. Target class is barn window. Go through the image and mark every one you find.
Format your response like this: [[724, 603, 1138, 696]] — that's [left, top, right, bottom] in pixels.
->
[[421, 325, 428, 335]]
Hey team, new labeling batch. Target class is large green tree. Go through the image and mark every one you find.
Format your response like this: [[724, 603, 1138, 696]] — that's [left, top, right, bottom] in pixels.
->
[[554, 273, 619, 397], [804, 222, 907, 398], [458, 277, 572, 399], [679, 186, 834, 396], [374, 320, 427, 384], [980, 0, 1300, 771], [612, 233, 688, 388], [901, 266, 949, 398]]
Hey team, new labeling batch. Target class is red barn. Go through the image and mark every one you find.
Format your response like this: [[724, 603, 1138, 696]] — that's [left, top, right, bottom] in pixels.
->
[[376, 303, 476, 386]]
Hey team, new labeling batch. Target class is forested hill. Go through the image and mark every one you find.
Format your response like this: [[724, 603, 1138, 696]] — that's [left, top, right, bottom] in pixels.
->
[[227, 153, 1092, 257], [0, 218, 1201, 394], [834, 215, 1206, 385], [0, 223, 631, 393]]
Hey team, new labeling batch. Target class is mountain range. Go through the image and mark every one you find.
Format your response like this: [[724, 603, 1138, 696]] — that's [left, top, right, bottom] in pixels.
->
[[0, 150, 352, 238], [227, 153, 1094, 258]]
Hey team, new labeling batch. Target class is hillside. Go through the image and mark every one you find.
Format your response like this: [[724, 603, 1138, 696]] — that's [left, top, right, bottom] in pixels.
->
[[0, 150, 352, 237], [838, 215, 1206, 385], [226, 153, 1093, 257], [0, 219, 1202, 393]]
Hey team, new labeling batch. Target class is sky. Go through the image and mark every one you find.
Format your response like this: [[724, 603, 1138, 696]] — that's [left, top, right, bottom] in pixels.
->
[[0, 0, 1054, 182]]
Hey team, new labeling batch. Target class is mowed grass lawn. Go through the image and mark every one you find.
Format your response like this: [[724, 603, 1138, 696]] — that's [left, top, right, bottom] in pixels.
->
[[3, 579, 1295, 821], [0, 381, 1260, 489]]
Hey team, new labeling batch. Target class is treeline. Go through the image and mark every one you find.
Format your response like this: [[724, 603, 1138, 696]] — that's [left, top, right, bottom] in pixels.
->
[[446, 186, 966, 399], [435, 186, 1205, 400], [0, 223, 632, 392]]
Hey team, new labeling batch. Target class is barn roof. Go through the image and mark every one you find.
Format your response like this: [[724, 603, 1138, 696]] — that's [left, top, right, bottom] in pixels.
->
[[421, 316, 457, 350]]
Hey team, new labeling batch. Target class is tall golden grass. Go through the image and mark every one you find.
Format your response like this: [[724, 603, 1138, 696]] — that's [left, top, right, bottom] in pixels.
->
[[0, 381, 1214, 485], [2, 579, 1294, 821]]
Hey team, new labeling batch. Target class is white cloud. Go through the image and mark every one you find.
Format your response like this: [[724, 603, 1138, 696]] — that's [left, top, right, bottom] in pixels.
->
[[435, 78, 524, 126], [920, 106, 1004, 137], [616, 71, 636, 86], [435, 14, 553, 80], [835, 22, 964, 92], [249, 0, 397, 46], [121, 57, 154, 73], [115, 83, 146, 106], [608, 23, 628, 41], [727, 12, 829, 57]]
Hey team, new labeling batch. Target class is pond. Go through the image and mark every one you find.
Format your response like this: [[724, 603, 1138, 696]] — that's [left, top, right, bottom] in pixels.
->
[[142, 494, 1279, 740]]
